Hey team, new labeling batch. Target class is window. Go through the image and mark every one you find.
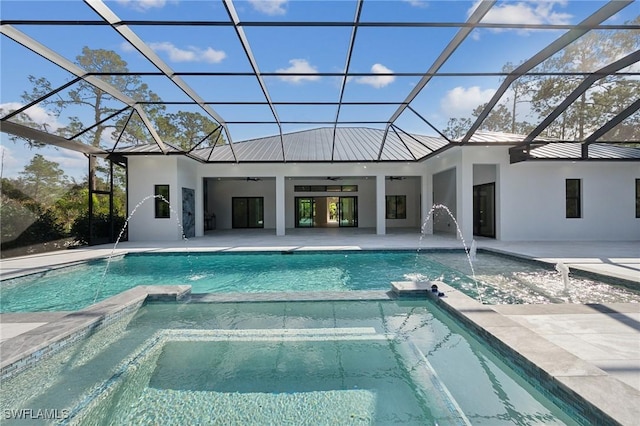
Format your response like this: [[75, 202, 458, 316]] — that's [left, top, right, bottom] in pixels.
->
[[154, 185, 170, 218], [386, 195, 406, 219], [636, 179, 640, 218], [565, 179, 581, 219], [294, 185, 358, 192]]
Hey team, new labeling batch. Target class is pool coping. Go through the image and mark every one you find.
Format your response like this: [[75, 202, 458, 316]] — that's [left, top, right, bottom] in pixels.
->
[[426, 282, 640, 426], [0, 285, 191, 379]]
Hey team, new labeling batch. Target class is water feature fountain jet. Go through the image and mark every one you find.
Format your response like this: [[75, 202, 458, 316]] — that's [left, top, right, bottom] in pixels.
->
[[555, 262, 570, 293], [93, 194, 189, 303], [415, 204, 484, 304], [469, 240, 477, 263]]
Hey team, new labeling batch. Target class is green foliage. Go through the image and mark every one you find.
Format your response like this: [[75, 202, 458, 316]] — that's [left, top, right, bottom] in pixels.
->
[[70, 211, 126, 246], [444, 117, 473, 140], [527, 22, 639, 141], [0, 196, 67, 252], [156, 111, 226, 150], [17, 154, 69, 205], [1, 153, 127, 255], [52, 184, 88, 233]]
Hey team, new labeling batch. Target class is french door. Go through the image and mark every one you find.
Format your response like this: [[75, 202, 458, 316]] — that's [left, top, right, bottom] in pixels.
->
[[473, 183, 495, 238], [295, 196, 358, 228]]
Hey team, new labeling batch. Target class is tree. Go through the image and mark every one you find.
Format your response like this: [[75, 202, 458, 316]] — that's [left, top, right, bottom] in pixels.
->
[[444, 103, 525, 139], [529, 21, 640, 141], [20, 48, 165, 149], [156, 111, 226, 151], [443, 18, 639, 143], [0, 176, 68, 254], [18, 47, 165, 192], [17, 154, 68, 205], [471, 103, 512, 133], [502, 61, 535, 134], [444, 117, 473, 140]]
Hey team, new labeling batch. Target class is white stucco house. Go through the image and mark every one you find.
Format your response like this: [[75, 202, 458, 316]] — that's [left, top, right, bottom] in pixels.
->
[[118, 128, 640, 243]]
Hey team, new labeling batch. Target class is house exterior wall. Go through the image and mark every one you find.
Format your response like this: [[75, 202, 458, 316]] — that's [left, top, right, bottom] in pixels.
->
[[432, 168, 457, 235], [125, 147, 639, 242], [499, 160, 640, 241], [127, 156, 182, 241], [208, 178, 277, 229], [385, 176, 421, 228]]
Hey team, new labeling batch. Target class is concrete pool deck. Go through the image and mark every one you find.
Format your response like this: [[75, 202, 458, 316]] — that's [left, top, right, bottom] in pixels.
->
[[1, 229, 639, 423]]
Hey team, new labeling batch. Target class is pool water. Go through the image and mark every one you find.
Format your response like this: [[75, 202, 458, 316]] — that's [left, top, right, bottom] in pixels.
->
[[0, 300, 581, 425], [1, 250, 638, 312]]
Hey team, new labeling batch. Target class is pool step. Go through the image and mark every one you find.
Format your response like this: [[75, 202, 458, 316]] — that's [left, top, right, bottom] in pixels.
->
[[163, 327, 389, 342], [119, 387, 377, 425]]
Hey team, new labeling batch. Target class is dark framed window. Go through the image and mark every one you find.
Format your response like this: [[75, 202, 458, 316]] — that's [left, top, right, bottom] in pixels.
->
[[294, 185, 358, 192], [636, 179, 640, 218], [386, 195, 406, 219], [232, 197, 264, 228], [154, 185, 170, 218], [565, 179, 581, 219]]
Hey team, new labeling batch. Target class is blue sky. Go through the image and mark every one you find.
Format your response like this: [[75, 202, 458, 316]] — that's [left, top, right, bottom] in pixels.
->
[[1, 0, 637, 178]]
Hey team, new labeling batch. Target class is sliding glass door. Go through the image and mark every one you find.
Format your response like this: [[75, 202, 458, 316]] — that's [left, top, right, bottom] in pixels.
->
[[295, 196, 358, 228], [232, 197, 264, 228], [295, 197, 315, 227], [339, 196, 358, 227]]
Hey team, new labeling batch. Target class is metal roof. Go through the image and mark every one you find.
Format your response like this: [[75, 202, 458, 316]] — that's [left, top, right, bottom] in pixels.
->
[[116, 128, 639, 163], [528, 143, 640, 160], [1, 0, 638, 164]]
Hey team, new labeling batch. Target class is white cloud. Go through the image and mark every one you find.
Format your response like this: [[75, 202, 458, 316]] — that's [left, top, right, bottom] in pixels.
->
[[249, 0, 287, 16], [440, 86, 496, 117], [116, 0, 168, 11], [48, 149, 87, 173], [149, 42, 226, 63], [276, 59, 321, 84], [200, 47, 227, 64], [468, 1, 572, 33], [401, 0, 428, 8], [355, 63, 396, 89], [0, 102, 63, 131], [120, 42, 136, 53], [0, 141, 87, 180]]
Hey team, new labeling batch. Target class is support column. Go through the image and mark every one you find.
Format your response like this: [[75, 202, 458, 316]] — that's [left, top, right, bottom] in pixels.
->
[[376, 174, 386, 235], [456, 158, 474, 243], [275, 175, 285, 236], [421, 173, 433, 234]]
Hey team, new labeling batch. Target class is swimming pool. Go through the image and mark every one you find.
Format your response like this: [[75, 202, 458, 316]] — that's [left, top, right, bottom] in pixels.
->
[[2, 250, 639, 312], [0, 299, 582, 425]]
